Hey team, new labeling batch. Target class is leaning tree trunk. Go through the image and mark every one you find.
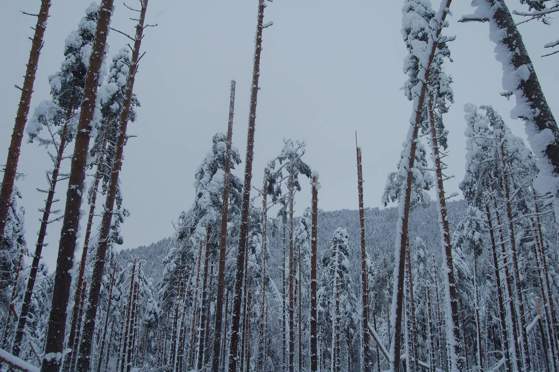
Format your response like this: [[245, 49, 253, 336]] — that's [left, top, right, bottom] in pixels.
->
[[76, 3, 148, 369], [0, 0, 51, 242], [427, 98, 463, 371], [41, 1, 113, 370], [227, 0, 266, 370], [211, 79, 236, 372], [355, 143, 371, 370], [12, 119, 70, 357], [310, 175, 319, 372], [391, 1, 454, 370], [475, 0, 559, 213]]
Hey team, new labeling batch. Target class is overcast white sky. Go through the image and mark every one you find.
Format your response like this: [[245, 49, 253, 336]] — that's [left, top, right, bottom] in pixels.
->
[[1, 0, 558, 270]]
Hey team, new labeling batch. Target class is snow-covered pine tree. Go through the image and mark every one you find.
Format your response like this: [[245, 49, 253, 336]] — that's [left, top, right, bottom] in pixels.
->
[[469, 0, 559, 217], [12, 3, 101, 356], [0, 188, 26, 343], [41, 0, 114, 369], [0, 0, 51, 245], [77, 2, 149, 369], [318, 227, 357, 372], [66, 46, 138, 371]]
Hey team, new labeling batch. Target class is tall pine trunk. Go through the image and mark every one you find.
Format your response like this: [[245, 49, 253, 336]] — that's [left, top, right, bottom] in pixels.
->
[[485, 204, 513, 372], [355, 142, 371, 370], [197, 227, 212, 371], [494, 202, 522, 371], [405, 247, 418, 372], [76, 3, 148, 369], [0, 0, 51, 241], [257, 177, 269, 371], [391, 2, 454, 370], [211, 79, 236, 372], [288, 172, 296, 372], [310, 175, 319, 372], [496, 138, 531, 370], [427, 98, 463, 371], [41, 2, 113, 369], [227, 0, 266, 370], [12, 119, 70, 356]]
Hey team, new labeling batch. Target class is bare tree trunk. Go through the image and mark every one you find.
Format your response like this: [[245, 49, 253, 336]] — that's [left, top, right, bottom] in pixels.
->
[[391, 3, 454, 370], [0, 0, 51, 242], [76, 3, 148, 369], [427, 98, 463, 371], [211, 79, 236, 372], [297, 229, 303, 372], [221, 291, 230, 372], [496, 139, 532, 371], [127, 273, 140, 372], [12, 119, 70, 356], [355, 142, 371, 370], [485, 204, 513, 372], [495, 202, 522, 371], [227, 0, 266, 370], [188, 240, 204, 369], [257, 179, 269, 371], [119, 262, 137, 372], [333, 243, 341, 372], [197, 227, 212, 371], [533, 191, 559, 350], [69, 279, 87, 370], [288, 172, 296, 372], [310, 175, 319, 372], [405, 247, 418, 372], [427, 288, 437, 372], [95, 268, 116, 372], [473, 255, 484, 371], [41, 2, 113, 369]]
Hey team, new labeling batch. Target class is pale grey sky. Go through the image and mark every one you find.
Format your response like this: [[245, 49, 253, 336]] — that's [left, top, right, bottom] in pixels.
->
[[1, 1, 557, 270]]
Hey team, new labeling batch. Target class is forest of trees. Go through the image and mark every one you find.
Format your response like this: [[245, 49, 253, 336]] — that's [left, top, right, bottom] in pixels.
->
[[0, 0, 558, 371]]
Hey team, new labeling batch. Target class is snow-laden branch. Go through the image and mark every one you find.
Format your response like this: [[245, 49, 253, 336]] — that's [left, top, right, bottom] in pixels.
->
[[0, 348, 39, 372]]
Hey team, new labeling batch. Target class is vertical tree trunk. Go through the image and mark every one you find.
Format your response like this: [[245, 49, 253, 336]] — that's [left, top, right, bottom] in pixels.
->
[[355, 142, 371, 370], [41, 2, 113, 369], [297, 230, 303, 372], [494, 202, 522, 371], [227, 0, 266, 370], [257, 178, 269, 371], [332, 243, 341, 372], [0, 0, 51, 241], [119, 262, 136, 372], [310, 175, 319, 372], [405, 247, 418, 372], [497, 139, 531, 370], [211, 79, 236, 372], [427, 98, 463, 371], [76, 3, 148, 369], [69, 279, 88, 370], [197, 227, 212, 371], [187, 240, 204, 369], [95, 268, 116, 372], [533, 191, 559, 349], [485, 204, 513, 372], [473, 255, 484, 371], [127, 274, 140, 372], [427, 288, 437, 372], [12, 120, 70, 357], [287, 172, 296, 372], [221, 291, 230, 372]]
